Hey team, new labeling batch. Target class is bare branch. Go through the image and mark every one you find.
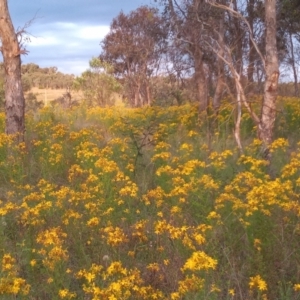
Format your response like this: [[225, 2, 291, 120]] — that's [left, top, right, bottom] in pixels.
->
[[206, 0, 266, 70], [15, 10, 40, 55], [205, 36, 260, 125], [234, 90, 243, 153]]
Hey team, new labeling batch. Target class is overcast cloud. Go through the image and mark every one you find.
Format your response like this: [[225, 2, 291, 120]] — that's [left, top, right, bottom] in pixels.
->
[[5, 0, 152, 75]]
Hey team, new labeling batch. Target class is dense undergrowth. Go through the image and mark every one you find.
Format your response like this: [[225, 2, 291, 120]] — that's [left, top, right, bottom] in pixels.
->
[[0, 97, 300, 299]]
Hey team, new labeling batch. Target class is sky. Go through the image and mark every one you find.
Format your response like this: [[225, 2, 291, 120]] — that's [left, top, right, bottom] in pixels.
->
[[6, 0, 154, 76]]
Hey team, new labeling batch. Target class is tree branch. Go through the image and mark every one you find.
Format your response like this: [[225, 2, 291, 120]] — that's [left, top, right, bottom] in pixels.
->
[[206, 0, 266, 69]]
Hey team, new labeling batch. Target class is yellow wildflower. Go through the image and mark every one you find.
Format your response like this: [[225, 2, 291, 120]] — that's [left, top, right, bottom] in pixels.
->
[[249, 275, 267, 291], [183, 251, 217, 271], [294, 284, 300, 291]]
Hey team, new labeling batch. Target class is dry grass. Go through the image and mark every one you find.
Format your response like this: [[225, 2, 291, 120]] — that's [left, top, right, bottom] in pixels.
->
[[26, 88, 126, 107], [26, 87, 84, 104]]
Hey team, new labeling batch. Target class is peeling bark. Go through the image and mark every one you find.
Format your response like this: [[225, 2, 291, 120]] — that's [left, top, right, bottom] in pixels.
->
[[207, 0, 279, 156], [258, 0, 279, 158], [0, 0, 25, 142]]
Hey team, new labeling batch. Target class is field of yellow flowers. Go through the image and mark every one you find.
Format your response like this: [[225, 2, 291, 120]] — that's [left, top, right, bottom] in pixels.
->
[[0, 97, 300, 299]]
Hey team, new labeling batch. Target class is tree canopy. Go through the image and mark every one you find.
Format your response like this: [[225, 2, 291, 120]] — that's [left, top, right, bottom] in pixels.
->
[[100, 6, 167, 106]]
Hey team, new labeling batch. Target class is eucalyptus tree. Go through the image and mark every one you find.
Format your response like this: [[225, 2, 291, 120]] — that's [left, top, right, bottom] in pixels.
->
[[0, 0, 27, 141], [261, 0, 279, 154], [163, 0, 214, 112], [207, 0, 279, 157], [100, 6, 167, 107], [161, 0, 250, 112], [74, 58, 121, 107], [278, 0, 300, 96]]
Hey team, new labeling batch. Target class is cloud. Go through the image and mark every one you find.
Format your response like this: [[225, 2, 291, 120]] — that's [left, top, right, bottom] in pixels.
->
[[30, 36, 61, 47], [77, 25, 110, 40], [22, 22, 110, 75], [29, 22, 109, 47], [10, 0, 149, 27], [4, 0, 152, 75]]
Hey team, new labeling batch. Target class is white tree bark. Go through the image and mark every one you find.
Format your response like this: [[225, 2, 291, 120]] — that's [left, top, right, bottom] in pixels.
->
[[258, 0, 279, 158]]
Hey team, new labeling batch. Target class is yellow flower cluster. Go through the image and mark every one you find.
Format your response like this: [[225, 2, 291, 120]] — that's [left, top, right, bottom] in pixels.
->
[[183, 251, 218, 271], [249, 275, 267, 291], [0, 99, 298, 298], [0, 254, 30, 295]]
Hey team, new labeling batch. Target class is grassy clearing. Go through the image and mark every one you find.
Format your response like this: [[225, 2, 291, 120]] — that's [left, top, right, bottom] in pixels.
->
[[27, 87, 84, 104], [0, 97, 300, 299]]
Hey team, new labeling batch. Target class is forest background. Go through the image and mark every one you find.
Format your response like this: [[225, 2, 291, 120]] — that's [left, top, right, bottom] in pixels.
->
[[0, 0, 299, 110]]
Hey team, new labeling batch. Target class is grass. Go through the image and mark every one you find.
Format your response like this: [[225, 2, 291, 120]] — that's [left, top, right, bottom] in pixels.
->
[[26, 88, 124, 107], [0, 97, 299, 299], [27, 87, 84, 104]]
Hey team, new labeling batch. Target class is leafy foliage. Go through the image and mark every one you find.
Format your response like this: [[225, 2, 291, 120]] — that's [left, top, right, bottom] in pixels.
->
[[73, 58, 121, 107], [100, 6, 167, 106]]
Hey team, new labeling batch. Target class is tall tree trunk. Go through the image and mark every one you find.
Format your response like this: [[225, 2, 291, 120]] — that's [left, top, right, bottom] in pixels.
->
[[258, 0, 279, 157], [288, 31, 299, 97], [145, 83, 151, 106], [213, 16, 225, 114], [232, 0, 244, 76], [194, 49, 208, 112], [132, 79, 141, 107], [247, 0, 255, 84], [0, 0, 25, 142]]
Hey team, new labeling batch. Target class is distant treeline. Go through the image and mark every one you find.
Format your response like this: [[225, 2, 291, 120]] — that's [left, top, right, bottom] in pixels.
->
[[0, 61, 298, 111], [0, 62, 74, 92]]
